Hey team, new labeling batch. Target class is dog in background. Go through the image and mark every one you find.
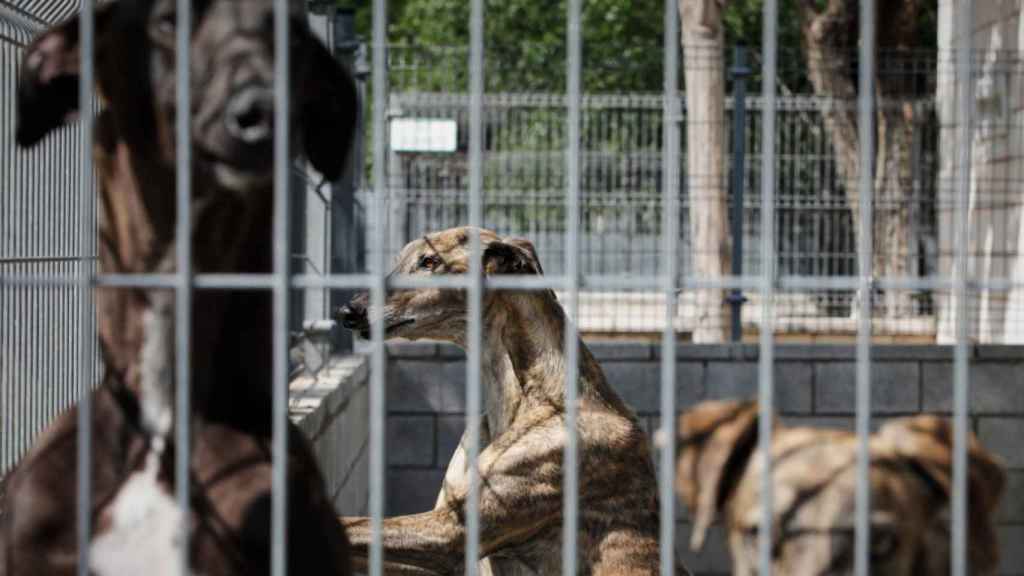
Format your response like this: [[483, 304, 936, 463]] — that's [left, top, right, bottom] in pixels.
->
[[336, 226, 687, 575], [674, 400, 1005, 575], [2, 0, 356, 574]]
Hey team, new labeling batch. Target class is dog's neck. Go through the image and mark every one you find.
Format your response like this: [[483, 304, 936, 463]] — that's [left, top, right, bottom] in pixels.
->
[[477, 290, 628, 436], [95, 117, 276, 430]]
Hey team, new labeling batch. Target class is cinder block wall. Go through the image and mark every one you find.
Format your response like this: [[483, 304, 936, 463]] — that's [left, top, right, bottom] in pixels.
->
[[384, 342, 1024, 575], [292, 355, 370, 516]]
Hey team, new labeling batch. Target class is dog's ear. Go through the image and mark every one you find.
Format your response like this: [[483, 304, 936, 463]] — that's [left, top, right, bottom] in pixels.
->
[[676, 400, 763, 551], [16, 6, 114, 148], [297, 33, 358, 182], [483, 237, 542, 276], [878, 415, 1006, 573]]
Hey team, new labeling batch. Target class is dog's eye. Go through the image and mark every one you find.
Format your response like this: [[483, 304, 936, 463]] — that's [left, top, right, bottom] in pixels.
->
[[155, 11, 176, 36], [869, 529, 898, 561], [418, 255, 441, 271]]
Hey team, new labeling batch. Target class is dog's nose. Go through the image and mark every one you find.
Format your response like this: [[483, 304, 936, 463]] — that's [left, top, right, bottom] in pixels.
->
[[225, 87, 273, 144], [335, 304, 367, 330]]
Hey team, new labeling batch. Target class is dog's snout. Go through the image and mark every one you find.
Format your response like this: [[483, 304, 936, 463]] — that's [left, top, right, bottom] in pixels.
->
[[225, 87, 273, 144], [335, 303, 367, 330]]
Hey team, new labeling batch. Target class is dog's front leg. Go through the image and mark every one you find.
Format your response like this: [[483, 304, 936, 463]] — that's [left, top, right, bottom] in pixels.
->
[[434, 417, 491, 509], [342, 511, 462, 575], [340, 414, 566, 575], [434, 421, 499, 576]]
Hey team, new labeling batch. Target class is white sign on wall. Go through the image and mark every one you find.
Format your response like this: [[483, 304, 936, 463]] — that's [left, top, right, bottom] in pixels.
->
[[389, 118, 458, 153]]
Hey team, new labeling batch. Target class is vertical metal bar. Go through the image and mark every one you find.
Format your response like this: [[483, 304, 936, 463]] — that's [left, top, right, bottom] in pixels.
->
[[757, 0, 778, 573], [174, 0, 193, 574], [952, 0, 973, 573], [271, 0, 291, 573], [1, 42, 7, 473], [369, 0, 389, 573], [464, 0, 484, 572], [853, 0, 875, 573], [76, 1, 96, 573], [729, 46, 749, 342], [658, 0, 680, 572], [562, 0, 582, 573]]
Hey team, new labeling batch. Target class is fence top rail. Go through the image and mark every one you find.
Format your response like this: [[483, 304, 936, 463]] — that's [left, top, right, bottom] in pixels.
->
[[389, 91, 936, 112], [0, 7, 40, 46], [7, 0, 94, 24]]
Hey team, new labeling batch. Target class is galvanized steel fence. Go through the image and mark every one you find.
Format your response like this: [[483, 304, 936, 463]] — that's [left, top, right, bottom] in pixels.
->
[[0, 0, 97, 476], [0, 1, 1008, 576], [372, 91, 944, 337]]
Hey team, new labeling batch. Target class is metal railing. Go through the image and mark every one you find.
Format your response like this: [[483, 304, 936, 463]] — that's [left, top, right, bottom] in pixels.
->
[[0, 2, 97, 476], [0, 1, 1000, 576], [372, 90, 945, 337]]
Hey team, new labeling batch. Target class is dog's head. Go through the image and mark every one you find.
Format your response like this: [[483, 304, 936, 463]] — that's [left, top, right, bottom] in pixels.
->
[[335, 226, 544, 344], [676, 401, 1006, 575], [16, 0, 356, 192]]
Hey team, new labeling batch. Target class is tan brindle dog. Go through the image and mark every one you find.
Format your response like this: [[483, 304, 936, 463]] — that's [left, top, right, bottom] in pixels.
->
[[336, 226, 688, 575], [675, 400, 1006, 575]]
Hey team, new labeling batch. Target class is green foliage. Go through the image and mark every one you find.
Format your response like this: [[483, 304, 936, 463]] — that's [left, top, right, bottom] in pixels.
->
[[337, 0, 663, 92], [335, 0, 935, 94]]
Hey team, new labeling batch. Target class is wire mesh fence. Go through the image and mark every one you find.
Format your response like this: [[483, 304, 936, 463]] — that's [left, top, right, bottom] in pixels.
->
[[364, 91, 946, 338], [0, 0, 98, 476], [352, 38, 1024, 344]]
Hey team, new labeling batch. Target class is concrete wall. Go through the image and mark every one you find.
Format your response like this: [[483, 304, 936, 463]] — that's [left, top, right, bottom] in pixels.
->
[[384, 341, 1024, 575], [937, 0, 1024, 343], [291, 355, 370, 516]]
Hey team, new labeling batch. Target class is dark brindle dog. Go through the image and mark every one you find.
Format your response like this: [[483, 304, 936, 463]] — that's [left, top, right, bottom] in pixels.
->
[[675, 400, 1005, 575], [1, 1, 356, 574]]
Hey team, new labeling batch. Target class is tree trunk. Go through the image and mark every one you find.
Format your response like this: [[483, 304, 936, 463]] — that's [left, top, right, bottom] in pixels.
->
[[680, 0, 730, 342], [800, 0, 920, 319]]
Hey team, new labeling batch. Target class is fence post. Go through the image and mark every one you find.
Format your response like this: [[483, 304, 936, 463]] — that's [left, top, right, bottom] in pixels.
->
[[330, 8, 367, 353], [728, 46, 750, 341]]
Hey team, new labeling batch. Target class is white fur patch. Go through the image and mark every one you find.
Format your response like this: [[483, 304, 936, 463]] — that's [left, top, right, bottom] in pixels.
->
[[89, 449, 191, 576], [213, 163, 273, 190], [140, 300, 174, 438]]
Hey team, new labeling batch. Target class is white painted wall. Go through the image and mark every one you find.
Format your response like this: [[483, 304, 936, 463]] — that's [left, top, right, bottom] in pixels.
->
[[937, 0, 1024, 343]]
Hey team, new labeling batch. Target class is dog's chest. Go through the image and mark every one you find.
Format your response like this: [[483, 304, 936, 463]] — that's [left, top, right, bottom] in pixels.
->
[[89, 464, 191, 576], [487, 525, 563, 576]]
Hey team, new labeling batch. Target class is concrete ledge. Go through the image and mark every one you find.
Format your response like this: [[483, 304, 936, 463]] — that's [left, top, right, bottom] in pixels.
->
[[290, 354, 370, 515], [383, 341, 438, 358], [383, 341, 1024, 362]]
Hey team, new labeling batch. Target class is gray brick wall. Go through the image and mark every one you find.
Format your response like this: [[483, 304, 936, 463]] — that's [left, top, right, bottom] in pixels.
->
[[384, 342, 1024, 575]]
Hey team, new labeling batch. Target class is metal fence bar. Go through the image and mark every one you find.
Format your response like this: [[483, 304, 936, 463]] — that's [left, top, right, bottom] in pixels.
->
[[0, 256, 96, 264], [292, 274, 376, 289], [562, 0, 582, 572], [76, 1, 95, 573], [853, 0, 875, 573], [952, 0, 974, 572], [21, 272, 1024, 293], [271, 0, 292, 573], [729, 46, 749, 342], [369, 0, 389, 573], [757, 0, 778, 572], [174, 0, 193, 573], [658, 0, 679, 572], [464, 0, 485, 571]]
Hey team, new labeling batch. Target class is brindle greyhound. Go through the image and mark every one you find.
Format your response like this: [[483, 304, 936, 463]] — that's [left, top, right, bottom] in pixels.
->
[[336, 227, 688, 575], [674, 400, 1006, 575], [2, 1, 356, 574]]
